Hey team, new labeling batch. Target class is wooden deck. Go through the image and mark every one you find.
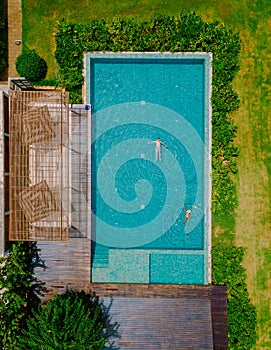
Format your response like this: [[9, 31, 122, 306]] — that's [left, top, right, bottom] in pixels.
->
[[90, 283, 213, 299], [211, 286, 228, 350], [34, 269, 228, 350], [35, 237, 91, 293], [69, 105, 91, 239], [97, 284, 228, 350], [103, 296, 213, 349], [34, 105, 92, 294]]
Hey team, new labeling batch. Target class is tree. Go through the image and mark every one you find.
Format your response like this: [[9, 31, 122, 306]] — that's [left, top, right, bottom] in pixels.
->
[[19, 290, 118, 350], [0, 242, 45, 349], [16, 50, 47, 81]]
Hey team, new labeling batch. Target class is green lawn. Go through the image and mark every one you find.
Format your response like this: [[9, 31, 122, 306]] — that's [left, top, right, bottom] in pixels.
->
[[22, 0, 271, 348]]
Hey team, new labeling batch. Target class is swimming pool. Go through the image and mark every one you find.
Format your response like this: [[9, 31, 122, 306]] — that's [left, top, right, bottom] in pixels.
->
[[84, 52, 212, 284]]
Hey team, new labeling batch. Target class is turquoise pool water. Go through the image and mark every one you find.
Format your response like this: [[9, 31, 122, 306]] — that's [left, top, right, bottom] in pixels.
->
[[85, 53, 211, 284]]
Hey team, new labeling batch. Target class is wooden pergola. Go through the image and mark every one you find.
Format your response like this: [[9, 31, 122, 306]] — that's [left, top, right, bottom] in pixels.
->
[[9, 90, 70, 241]]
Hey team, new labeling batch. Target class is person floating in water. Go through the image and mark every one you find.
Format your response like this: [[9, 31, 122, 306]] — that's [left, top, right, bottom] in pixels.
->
[[148, 137, 167, 161], [183, 206, 195, 224]]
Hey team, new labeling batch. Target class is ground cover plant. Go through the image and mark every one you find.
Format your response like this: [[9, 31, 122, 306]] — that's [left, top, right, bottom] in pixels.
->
[[21, 1, 270, 348]]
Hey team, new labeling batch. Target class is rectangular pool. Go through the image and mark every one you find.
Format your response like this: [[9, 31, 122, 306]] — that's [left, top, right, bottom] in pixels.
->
[[84, 52, 212, 284]]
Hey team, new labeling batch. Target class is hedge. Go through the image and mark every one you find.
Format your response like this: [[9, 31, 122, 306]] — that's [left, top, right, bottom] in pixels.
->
[[0, 3, 7, 76]]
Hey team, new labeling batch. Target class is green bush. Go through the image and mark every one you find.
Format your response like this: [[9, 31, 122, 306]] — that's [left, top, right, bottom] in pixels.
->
[[15, 50, 47, 81], [31, 78, 58, 87], [212, 242, 258, 349], [19, 291, 117, 350], [0, 4, 7, 77], [0, 242, 45, 350]]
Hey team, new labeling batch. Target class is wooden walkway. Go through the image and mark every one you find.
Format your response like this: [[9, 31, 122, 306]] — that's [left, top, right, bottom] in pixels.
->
[[90, 283, 213, 299], [91, 283, 228, 349], [97, 284, 228, 350], [104, 296, 213, 349], [211, 285, 228, 350], [8, 0, 22, 78], [69, 105, 91, 238], [34, 105, 92, 295], [35, 237, 91, 294]]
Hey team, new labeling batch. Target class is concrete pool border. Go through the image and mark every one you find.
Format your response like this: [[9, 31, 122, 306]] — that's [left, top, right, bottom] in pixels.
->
[[83, 52, 212, 285]]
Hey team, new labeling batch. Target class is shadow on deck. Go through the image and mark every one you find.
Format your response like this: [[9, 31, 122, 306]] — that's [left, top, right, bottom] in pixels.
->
[[35, 237, 91, 294]]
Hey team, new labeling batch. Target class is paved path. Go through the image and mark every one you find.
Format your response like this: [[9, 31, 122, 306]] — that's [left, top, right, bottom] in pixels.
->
[[8, 0, 22, 77]]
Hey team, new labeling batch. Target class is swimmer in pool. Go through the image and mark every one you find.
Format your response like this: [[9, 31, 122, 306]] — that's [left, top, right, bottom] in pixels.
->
[[183, 206, 195, 224], [148, 138, 167, 161]]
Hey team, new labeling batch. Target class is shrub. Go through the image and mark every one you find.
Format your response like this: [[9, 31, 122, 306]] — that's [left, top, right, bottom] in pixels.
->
[[31, 78, 58, 87], [0, 242, 45, 349], [0, 6, 7, 77], [212, 242, 258, 349], [15, 50, 47, 81], [19, 290, 117, 350]]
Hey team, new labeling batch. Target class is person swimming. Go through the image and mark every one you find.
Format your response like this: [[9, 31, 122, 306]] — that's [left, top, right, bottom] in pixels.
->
[[183, 206, 195, 224], [148, 138, 167, 161]]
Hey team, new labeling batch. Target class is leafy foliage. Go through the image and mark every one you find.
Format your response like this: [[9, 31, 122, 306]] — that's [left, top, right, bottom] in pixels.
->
[[0, 2, 7, 76], [16, 50, 48, 81], [31, 78, 58, 87], [212, 242, 258, 349], [19, 290, 117, 350], [0, 242, 45, 349]]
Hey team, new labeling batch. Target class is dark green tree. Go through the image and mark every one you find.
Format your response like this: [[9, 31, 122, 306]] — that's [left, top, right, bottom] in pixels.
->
[[0, 241, 45, 349], [19, 290, 117, 350], [15, 50, 47, 81]]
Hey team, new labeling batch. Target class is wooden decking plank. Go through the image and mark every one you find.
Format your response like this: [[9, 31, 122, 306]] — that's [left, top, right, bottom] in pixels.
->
[[211, 286, 228, 350], [35, 237, 91, 290]]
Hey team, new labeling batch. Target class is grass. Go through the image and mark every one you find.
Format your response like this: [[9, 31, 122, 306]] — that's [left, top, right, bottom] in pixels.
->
[[22, 0, 236, 79], [22, 0, 271, 348], [230, 2, 271, 348]]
